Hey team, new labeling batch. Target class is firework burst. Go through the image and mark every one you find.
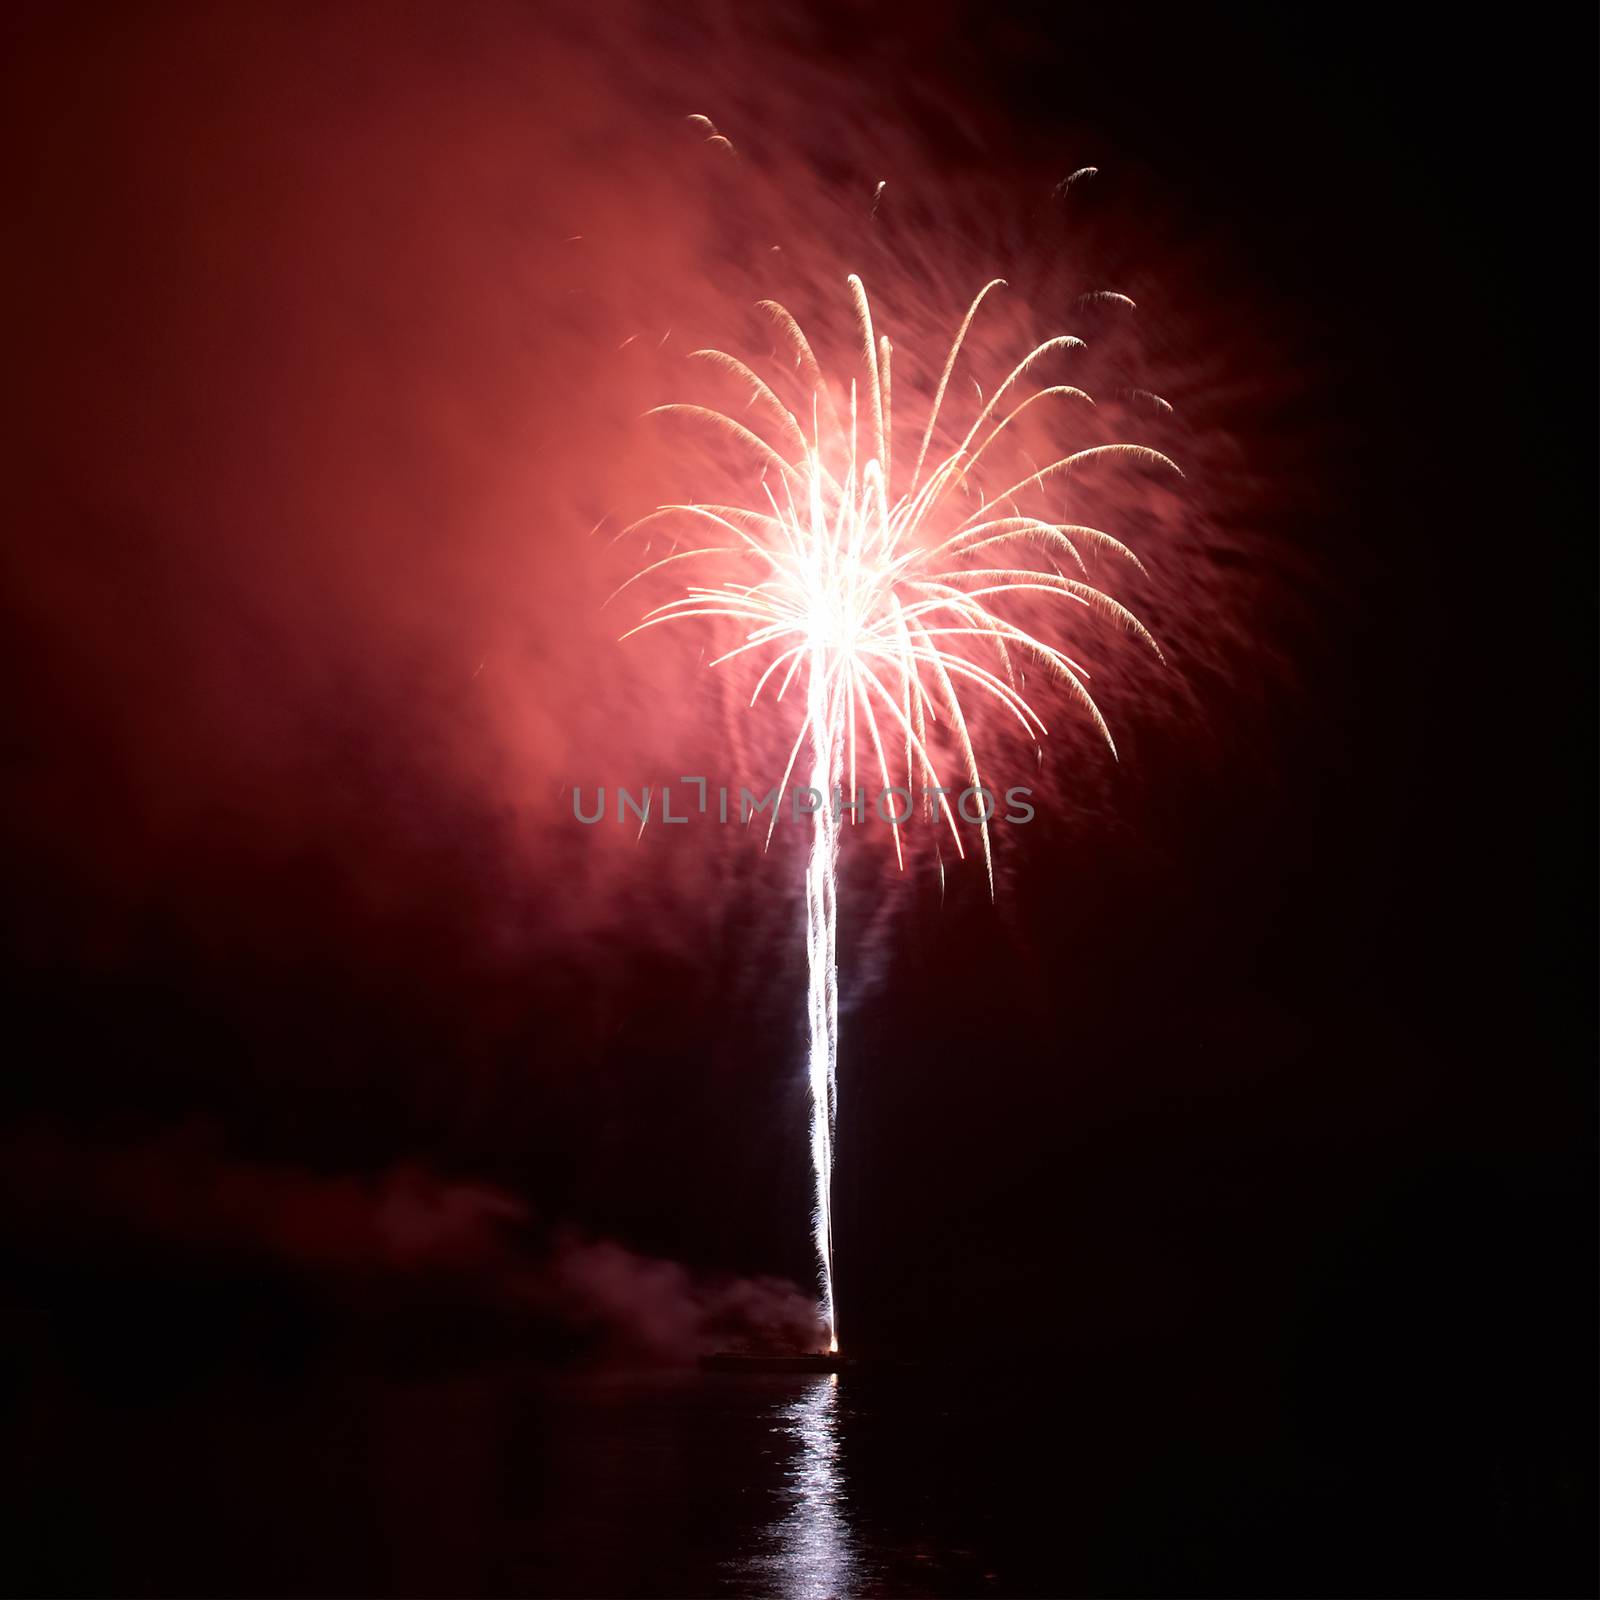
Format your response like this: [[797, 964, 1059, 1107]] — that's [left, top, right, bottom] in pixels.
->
[[616, 276, 1179, 1348]]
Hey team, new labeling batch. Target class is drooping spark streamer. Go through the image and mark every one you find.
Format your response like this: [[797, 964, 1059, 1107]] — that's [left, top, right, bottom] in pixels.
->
[[617, 278, 1178, 1349]]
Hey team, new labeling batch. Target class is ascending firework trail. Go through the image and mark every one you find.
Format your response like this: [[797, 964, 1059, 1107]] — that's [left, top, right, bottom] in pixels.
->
[[616, 277, 1177, 1349]]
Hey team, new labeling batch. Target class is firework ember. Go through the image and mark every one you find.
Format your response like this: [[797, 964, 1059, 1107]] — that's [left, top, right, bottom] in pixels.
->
[[618, 277, 1181, 1347]]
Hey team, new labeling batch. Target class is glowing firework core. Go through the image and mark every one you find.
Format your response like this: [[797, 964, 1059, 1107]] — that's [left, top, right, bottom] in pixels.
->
[[620, 277, 1176, 1348]]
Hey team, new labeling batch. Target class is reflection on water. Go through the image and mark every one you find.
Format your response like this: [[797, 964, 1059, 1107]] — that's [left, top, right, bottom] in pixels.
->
[[741, 1374, 863, 1599]]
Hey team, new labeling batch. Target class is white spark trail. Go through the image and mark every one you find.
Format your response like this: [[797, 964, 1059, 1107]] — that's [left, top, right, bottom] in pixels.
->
[[622, 280, 1174, 1347]]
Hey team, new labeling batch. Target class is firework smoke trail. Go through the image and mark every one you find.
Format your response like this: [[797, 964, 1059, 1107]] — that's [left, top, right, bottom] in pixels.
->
[[618, 278, 1178, 1348]]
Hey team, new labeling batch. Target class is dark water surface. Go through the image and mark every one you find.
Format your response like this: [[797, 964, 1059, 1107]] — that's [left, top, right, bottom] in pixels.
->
[[9, 1336, 1591, 1597], [15, 1358, 1018, 1597]]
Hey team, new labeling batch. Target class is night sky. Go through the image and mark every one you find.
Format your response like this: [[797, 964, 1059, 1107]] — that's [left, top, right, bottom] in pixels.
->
[[1, 2, 1593, 1594]]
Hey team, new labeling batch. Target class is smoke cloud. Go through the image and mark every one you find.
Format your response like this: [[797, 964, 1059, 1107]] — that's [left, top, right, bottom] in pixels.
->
[[1, 1121, 822, 1361], [1, 0, 1296, 1334]]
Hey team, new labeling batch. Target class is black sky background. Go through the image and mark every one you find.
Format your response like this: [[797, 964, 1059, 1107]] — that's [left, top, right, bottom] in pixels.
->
[[0, 1, 1594, 1594]]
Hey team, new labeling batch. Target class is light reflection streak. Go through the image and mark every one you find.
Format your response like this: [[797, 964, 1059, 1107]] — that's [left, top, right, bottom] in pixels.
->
[[745, 1375, 861, 1599]]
